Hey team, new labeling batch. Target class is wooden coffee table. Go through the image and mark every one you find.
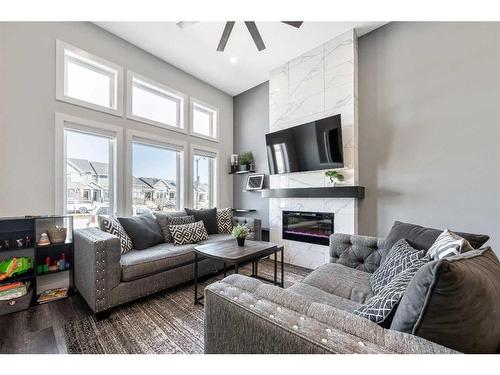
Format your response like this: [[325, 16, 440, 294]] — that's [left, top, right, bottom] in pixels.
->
[[193, 239, 284, 305]]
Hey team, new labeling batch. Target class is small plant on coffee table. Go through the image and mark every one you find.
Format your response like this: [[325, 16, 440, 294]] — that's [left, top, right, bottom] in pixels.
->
[[325, 170, 344, 185], [232, 224, 250, 247]]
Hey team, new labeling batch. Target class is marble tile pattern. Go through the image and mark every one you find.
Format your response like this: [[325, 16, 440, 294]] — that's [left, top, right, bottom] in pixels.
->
[[268, 30, 359, 269]]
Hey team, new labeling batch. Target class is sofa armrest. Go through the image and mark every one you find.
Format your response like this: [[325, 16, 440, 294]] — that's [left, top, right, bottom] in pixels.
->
[[330, 233, 385, 273], [232, 216, 262, 241], [74, 228, 122, 313], [204, 275, 457, 354]]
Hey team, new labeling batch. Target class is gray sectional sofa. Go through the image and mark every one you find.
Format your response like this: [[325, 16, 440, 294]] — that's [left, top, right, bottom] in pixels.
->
[[204, 222, 500, 354], [74, 213, 261, 316]]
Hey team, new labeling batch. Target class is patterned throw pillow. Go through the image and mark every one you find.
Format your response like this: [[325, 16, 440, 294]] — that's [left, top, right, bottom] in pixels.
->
[[354, 258, 428, 324], [427, 229, 474, 260], [216, 208, 233, 234], [370, 239, 424, 294], [169, 220, 209, 245], [98, 215, 133, 255], [155, 213, 194, 243]]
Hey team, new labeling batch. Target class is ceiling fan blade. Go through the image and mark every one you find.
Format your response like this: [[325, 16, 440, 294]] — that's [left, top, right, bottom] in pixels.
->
[[245, 21, 266, 51], [217, 21, 235, 52], [176, 21, 199, 29], [282, 21, 303, 28]]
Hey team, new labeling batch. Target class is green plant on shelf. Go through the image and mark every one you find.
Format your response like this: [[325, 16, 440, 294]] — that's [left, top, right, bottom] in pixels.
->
[[238, 152, 254, 166], [325, 170, 345, 184]]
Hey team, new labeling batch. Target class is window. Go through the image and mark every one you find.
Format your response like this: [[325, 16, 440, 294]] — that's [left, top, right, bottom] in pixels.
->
[[56, 40, 123, 115], [192, 147, 217, 209], [127, 73, 186, 132], [132, 140, 182, 214], [64, 129, 115, 229], [190, 99, 218, 141]]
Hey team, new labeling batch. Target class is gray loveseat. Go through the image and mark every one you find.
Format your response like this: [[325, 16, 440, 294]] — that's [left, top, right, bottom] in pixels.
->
[[74, 213, 261, 316], [204, 223, 499, 354]]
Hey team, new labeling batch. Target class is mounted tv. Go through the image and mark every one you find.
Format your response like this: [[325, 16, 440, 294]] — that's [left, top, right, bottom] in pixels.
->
[[266, 114, 343, 175]]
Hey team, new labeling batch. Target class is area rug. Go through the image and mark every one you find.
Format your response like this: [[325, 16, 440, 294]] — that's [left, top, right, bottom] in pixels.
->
[[63, 260, 309, 354]]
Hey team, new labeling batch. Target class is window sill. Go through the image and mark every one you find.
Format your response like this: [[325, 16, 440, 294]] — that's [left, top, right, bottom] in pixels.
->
[[126, 113, 187, 135], [56, 95, 123, 117], [189, 131, 219, 143]]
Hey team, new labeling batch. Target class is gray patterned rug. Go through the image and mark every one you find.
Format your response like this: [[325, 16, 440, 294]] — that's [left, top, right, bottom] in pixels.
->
[[63, 260, 309, 354]]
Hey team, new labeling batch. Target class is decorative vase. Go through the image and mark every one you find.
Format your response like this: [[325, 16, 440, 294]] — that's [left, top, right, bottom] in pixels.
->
[[237, 237, 246, 247], [238, 164, 250, 172]]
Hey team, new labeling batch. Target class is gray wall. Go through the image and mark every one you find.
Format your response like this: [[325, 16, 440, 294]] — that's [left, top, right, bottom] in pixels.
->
[[358, 22, 500, 253], [0, 22, 233, 216], [233, 82, 269, 228]]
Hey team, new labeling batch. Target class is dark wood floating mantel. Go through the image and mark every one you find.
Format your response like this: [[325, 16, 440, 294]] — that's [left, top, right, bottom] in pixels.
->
[[261, 186, 365, 199]]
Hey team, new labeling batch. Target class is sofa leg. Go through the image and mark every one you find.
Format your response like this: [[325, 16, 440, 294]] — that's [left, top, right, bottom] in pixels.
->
[[95, 310, 111, 321]]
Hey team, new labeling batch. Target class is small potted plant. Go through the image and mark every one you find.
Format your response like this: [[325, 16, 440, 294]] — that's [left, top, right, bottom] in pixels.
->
[[238, 152, 254, 172], [232, 224, 250, 247], [325, 170, 344, 186]]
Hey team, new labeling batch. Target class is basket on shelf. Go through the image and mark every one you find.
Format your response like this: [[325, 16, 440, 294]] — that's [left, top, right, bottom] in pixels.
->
[[47, 226, 67, 244]]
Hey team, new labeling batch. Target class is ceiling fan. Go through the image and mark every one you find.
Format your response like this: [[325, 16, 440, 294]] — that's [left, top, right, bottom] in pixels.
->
[[176, 21, 303, 52]]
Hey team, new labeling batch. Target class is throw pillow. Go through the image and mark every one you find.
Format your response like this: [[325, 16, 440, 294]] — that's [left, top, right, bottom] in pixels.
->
[[426, 229, 474, 260], [354, 258, 428, 324], [153, 211, 188, 242], [98, 215, 133, 255], [169, 220, 209, 245], [154, 212, 194, 242], [390, 248, 500, 353], [216, 208, 233, 234], [370, 239, 424, 294], [381, 221, 489, 264], [117, 214, 164, 250], [184, 207, 218, 235]]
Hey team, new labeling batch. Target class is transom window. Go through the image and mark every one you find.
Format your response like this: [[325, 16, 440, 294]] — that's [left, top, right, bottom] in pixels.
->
[[56, 40, 123, 115], [128, 73, 185, 131], [191, 100, 218, 141]]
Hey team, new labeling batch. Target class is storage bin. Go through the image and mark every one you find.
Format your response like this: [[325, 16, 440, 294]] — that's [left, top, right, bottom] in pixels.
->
[[0, 287, 33, 316]]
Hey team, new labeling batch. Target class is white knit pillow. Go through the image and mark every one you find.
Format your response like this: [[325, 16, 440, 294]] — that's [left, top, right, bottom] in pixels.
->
[[427, 229, 474, 260]]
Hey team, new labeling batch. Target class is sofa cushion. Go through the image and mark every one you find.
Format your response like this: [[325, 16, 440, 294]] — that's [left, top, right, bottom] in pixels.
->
[[390, 247, 500, 353], [97, 215, 133, 254], [382, 221, 489, 263], [120, 242, 196, 281], [117, 214, 164, 250], [354, 258, 428, 324], [426, 229, 473, 260], [370, 239, 424, 294], [298, 263, 373, 304], [185, 207, 218, 235], [120, 233, 234, 281], [288, 282, 362, 312], [169, 220, 209, 245], [153, 211, 188, 242]]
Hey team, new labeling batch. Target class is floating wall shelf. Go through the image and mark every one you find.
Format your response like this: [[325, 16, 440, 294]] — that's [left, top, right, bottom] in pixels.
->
[[261, 186, 365, 199]]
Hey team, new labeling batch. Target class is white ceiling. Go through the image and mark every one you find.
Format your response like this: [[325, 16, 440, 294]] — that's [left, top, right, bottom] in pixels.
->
[[95, 21, 386, 96]]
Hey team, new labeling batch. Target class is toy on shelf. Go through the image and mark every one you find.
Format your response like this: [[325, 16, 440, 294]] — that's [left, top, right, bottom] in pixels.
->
[[0, 257, 33, 281], [37, 253, 70, 274], [37, 232, 51, 247]]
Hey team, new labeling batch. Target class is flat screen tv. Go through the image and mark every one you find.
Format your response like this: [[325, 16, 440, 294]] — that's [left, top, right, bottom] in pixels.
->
[[266, 114, 343, 175]]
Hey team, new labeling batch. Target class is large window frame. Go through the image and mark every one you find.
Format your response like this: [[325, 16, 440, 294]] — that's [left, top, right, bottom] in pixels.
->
[[56, 40, 124, 116], [190, 144, 219, 209], [189, 98, 219, 142], [125, 129, 186, 216], [55, 113, 124, 216], [126, 71, 187, 134]]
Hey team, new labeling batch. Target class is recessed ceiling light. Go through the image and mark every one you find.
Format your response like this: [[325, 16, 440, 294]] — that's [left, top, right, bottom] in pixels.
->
[[229, 56, 238, 64]]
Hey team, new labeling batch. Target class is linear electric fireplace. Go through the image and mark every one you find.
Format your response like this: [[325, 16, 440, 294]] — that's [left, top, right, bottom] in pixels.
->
[[282, 211, 334, 246]]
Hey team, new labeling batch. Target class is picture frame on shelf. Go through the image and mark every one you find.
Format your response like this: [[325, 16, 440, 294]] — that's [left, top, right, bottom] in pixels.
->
[[245, 174, 265, 191]]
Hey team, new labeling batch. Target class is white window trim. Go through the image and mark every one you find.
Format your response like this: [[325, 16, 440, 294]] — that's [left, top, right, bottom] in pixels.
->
[[55, 112, 124, 216], [189, 144, 219, 209], [189, 97, 220, 142], [56, 40, 124, 116], [126, 71, 188, 134], [125, 129, 187, 216]]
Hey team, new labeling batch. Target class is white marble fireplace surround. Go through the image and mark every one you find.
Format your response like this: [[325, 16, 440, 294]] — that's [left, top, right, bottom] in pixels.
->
[[269, 30, 359, 269]]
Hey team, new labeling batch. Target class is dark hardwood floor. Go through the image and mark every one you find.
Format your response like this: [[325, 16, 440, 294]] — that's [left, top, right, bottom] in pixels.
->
[[0, 293, 92, 354]]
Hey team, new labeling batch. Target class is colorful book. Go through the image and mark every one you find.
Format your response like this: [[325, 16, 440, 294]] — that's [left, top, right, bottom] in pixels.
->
[[37, 287, 68, 304], [0, 282, 29, 300]]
